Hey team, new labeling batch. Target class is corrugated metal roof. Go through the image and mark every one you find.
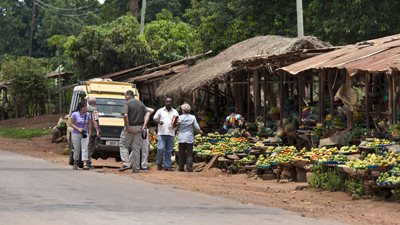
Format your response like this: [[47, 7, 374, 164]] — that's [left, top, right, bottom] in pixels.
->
[[97, 63, 158, 79], [127, 65, 189, 84], [279, 34, 400, 76]]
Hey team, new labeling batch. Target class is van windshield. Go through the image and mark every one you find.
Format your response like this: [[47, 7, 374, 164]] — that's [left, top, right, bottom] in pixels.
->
[[95, 98, 126, 118]]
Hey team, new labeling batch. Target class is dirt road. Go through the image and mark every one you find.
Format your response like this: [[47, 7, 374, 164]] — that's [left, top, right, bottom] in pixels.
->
[[0, 150, 344, 225]]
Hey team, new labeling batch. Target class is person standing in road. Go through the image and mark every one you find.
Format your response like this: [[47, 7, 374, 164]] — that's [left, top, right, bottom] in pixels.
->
[[175, 104, 203, 172], [86, 96, 101, 169], [119, 90, 151, 173], [69, 102, 91, 170], [153, 98, 179, 171], [129, 107, 154, 170]]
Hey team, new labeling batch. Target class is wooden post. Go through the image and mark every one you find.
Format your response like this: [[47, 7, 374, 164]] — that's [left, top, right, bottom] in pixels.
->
[[247, 70, 251, 122], [263, 68, 267, 126], [234, 73, 240, 108], [206, 87, 211, 109], [319, 70, 325, 123], [392, 76, 397, 124], [346, 72, 354, 128], [280, 72, 284, 127], [298, 74, 306, 126], [226, 77, 231, 108], [327, 69, 334, 118], [365, 73, 370, 129], [388, 75, 393, 125], [214, 84, 219, 114], [310, 76, 314, 102], [147, 84, 152, 106], [253, 69, 260, 120], [298, 75, 303, 126]]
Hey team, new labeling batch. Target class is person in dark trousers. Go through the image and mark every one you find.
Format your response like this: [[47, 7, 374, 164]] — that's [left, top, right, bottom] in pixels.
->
[[118, 90, 151, 173], [86, 96, 101, 168], [153, 98, 179, 171], [175, 104, 203, 172]]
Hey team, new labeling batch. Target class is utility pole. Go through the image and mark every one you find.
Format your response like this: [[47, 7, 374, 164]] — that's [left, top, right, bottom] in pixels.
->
[[29, 0, 36, 58], [140, 0, 146, 34], [296, 0, 304, 37]]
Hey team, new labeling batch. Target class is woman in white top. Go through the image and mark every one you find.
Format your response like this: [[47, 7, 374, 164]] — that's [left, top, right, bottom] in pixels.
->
[[175, 104, 203, 172]]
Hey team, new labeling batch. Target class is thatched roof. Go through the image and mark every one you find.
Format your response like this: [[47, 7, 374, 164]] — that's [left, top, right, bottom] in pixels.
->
[[156, 35, 332, 98]]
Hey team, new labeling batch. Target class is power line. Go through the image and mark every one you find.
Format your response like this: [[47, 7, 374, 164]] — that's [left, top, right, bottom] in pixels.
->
[[35, 0, 118, 17], [36, 0, 99, 11]]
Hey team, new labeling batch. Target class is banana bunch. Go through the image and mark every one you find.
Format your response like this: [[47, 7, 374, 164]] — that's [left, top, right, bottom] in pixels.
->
[[353, 111, 362, 119], [325, 114, 332, 121], [270, 107, 280, 114], [199, 121, 208, 127], [392, 129, 400, 137], [254, 142, 263, 147]]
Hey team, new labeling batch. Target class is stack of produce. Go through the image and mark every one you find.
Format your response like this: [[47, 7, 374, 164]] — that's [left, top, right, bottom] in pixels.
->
[[389, 163, 400, 175], [194, 134, 207, 145], [240, 155, 256, 164], [270, 107, 280, 114], [339, 145, 358, 154], [373, 139, 391, 147], [266, 146, 275, 153], [315, 146, 339, 155], [331, 117, 346, 128], [211, 143, 226, 156], [377, 172, 400, 184], [275, 146, 297, 163], [149, 132, 158, 149], [389, 123, 400, 137], [312, 123, 328, 139], [256, 154, 275, 167], [343, 157, 365, 169], [198, 150, 212, 156], [334, 155, 349, 163]]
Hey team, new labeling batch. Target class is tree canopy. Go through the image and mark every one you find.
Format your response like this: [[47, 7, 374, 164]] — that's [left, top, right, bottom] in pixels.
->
[[0, 57, 53, 117], [144, 10, 201, 62], [64, 15, 153, 79], [185, 0, 400, 53]]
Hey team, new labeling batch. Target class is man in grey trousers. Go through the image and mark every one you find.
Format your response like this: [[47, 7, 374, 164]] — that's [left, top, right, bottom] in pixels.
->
[[118, 90, 151, 173], [86, 96, 101, 168]]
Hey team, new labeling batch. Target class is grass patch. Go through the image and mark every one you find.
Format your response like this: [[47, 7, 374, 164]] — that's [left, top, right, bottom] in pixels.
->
[[0, 127, 53, 139]]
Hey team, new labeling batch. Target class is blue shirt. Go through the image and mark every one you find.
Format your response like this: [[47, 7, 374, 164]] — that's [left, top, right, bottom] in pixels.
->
[[177, 114, 201, 144], [71, 111, 91, 134]]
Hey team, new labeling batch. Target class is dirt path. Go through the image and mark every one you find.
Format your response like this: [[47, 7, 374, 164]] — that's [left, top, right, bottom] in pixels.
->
[[1, 115, 399, 224]]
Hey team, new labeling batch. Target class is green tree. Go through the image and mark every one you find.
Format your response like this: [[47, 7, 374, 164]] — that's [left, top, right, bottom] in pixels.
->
[[64, 15, 153, 79], [100, 0, 130, 22], [0, 1, 36, 61], [0, 57, 53, 117], [305, 0, 400, 45], [144, 9, 201, 62], [185, 0, 299, 53], [139, 0, 182, 23]]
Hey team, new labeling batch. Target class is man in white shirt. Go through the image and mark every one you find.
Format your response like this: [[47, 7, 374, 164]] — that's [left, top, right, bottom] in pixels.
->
[[153, 98, 179, 171]]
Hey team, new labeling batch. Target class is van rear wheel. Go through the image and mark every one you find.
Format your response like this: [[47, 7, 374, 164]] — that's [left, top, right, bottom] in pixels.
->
[[69, 142, 74, 166]]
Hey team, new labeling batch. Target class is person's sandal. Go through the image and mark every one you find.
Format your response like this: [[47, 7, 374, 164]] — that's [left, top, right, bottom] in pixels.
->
[[73, 163, 78, 170], [83, 165, 90, 170]]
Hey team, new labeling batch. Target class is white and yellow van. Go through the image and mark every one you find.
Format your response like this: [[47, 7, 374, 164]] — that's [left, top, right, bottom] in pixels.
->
[[67, 80, 139, 167]]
